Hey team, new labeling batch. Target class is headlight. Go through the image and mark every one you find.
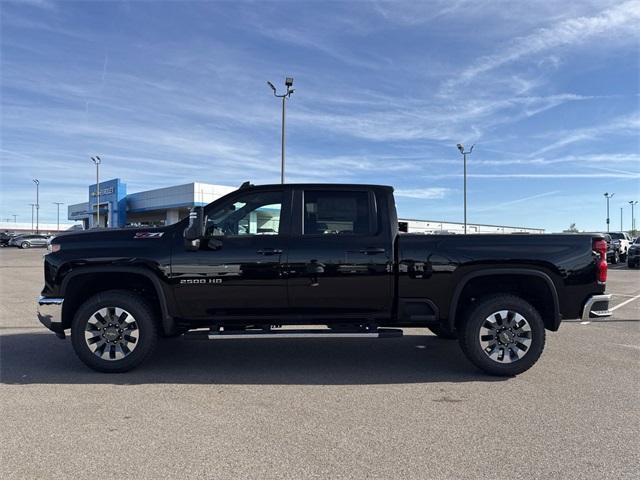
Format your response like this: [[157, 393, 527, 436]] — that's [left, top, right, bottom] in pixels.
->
[[48, 244, 61, 253]]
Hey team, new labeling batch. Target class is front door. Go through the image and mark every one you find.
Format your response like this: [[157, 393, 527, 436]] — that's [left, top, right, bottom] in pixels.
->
[[171, 188, 290, 318]]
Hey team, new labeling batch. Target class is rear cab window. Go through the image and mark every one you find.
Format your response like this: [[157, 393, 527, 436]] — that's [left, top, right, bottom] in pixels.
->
[[303, 190, 374, 235]]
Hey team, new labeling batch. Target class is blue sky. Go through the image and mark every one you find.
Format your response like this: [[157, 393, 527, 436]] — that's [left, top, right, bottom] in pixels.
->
[[1, 0, 639, 231]]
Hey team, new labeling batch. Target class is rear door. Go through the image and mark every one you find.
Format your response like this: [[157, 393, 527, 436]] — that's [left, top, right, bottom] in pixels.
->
[[285, 187, 393, 316]]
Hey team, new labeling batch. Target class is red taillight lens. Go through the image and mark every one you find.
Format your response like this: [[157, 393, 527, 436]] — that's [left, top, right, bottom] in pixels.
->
[[593, 239, 607, 283]]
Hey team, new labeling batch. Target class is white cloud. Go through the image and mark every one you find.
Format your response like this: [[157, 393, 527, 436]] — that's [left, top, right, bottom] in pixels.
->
[[530, 113, 640, 156], [474, 190, 560, 212], [395, 188, 450, 199], [445, 1, 640, 89]]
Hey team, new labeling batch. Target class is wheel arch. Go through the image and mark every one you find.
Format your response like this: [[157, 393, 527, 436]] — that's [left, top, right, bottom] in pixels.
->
[[448, 268, 560, 332], [60, 267, 176, 335]]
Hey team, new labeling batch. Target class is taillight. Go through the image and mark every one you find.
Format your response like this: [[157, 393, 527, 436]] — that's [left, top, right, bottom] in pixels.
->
[[593, 238, 607, 283]]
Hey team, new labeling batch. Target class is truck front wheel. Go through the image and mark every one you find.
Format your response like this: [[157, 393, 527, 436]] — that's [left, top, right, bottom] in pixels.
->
[[458, 294, 546, 376], [71, 291, 158, 373]]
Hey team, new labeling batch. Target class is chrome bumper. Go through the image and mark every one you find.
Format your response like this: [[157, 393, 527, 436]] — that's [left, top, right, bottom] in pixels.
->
[[37, 296, 65, 338], [581, 294, 611, 321]]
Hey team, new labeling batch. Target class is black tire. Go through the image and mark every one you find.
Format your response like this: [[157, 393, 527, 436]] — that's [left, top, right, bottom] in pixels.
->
[[20, 241, 30, 249], [428, 324, 458, 339], [458, 294, 546, 376], [71, 290, 158, 372], [628, 260, 637, 269]]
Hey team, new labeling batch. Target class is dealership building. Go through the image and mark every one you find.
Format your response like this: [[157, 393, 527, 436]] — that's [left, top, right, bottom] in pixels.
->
[[67, 178, 544, 234]]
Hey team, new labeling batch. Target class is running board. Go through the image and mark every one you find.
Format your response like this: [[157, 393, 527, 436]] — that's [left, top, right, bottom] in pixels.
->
[[184, 328, 403, 340]]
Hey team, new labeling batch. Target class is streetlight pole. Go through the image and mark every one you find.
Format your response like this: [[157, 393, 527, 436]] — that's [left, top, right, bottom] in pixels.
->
[[91, 156, 101, 228], [604, 193, 614, 232], [12, 214, 17, 223], [53, 202, 64, 232], [620, 207, 623, 231], [456, 143, 475, 234], [630, 201, 638, 232], [267, 77, 295, 184], [29, 204, 35, 233], [32, 179, 39, 233]]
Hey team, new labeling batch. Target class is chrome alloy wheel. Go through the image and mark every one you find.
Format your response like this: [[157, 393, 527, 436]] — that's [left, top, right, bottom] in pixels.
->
[[84, 307, 139, 361], [479, 310, 532, 364]]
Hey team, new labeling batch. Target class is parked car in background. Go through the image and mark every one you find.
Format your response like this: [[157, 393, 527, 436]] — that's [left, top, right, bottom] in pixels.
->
[[9, 234, 49, 249], [609, 232, 632, 260], [592, 233, 620, 264], [0, 232, 15, 247], [627, 237, 640, 268]]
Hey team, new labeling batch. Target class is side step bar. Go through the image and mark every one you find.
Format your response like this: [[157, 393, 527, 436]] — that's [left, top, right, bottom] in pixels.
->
[[184, 328, 403, 340]]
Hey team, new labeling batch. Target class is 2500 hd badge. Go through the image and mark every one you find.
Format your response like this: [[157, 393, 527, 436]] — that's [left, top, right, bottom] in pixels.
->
[[179, 278, 223, 284]]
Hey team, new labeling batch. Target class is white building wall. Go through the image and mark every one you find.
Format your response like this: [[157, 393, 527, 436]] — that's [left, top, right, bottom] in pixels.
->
[[192, 183, 235, 205], [399, 218, 544, 234], [165, 208, 180, 225], [127, 183, 235, 212]]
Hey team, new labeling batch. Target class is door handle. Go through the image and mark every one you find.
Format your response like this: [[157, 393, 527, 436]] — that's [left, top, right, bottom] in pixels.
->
[[359, 247, 386, 255], [257, 248, 283, 256]]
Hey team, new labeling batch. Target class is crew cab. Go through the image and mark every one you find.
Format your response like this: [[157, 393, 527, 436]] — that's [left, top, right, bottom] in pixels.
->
[[38, 183, 611, 376]]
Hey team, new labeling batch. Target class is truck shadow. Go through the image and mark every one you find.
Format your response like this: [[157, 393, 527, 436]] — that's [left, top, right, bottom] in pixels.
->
[[0, 332, 506, 385]]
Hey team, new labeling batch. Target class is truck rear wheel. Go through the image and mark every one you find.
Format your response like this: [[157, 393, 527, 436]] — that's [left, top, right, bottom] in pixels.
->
[[71, 290, 158, 372], [458, 294, 545, 376]]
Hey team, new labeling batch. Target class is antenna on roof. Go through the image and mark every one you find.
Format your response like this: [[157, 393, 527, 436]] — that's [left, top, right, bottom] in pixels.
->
[[239, 181, 253, 190]]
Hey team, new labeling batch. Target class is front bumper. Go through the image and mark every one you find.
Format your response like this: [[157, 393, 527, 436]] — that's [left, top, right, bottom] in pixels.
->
[[581, 294, 611, 322], [37, 296, 65, 338]]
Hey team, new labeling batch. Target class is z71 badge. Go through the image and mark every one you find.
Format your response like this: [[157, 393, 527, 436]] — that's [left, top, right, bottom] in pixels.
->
[[134, 232, 164, 239]]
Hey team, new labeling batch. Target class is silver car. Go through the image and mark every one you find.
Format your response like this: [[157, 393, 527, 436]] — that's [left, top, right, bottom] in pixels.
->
[[9, 234, 49, 249]]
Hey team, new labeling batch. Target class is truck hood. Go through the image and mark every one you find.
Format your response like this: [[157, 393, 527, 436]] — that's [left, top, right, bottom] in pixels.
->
[[49, 225, 178, 253]]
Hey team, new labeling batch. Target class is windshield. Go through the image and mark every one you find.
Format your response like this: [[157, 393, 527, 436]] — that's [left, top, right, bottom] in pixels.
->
[[609, 233, 625, 240]]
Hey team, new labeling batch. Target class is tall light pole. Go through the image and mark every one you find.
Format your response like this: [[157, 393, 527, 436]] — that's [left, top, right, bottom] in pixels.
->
[[12, 214, 17, 223], [267, 77, 294, 184], [29, 204, 36, 233], [620, 207, 623, 230], [457, 143, 474, 234], [91, 156, 101, 228], [604, 193, 614, 232], [32, 179, 39, 233], [53, 202, 64, 231], [630, 200, 638, 232]]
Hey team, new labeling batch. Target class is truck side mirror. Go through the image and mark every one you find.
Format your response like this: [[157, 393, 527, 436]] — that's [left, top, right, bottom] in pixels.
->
[[184, 206, 204, 251]]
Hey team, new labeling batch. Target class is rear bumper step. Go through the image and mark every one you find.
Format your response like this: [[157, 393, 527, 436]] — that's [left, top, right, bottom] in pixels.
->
[[184, 328, 403, 340], [581, 294, 612, 321]]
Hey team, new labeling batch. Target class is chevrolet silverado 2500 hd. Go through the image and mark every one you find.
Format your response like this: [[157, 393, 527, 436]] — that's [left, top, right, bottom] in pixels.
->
[[38, 183, 611, 375]]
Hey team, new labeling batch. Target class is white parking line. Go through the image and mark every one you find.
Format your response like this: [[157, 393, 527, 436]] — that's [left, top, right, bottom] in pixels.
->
[[610, 294, 640, 312]]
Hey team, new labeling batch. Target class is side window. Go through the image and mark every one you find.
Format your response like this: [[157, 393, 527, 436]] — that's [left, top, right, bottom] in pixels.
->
[[304, 190, 370, 235], [205, 191, 283, 237]]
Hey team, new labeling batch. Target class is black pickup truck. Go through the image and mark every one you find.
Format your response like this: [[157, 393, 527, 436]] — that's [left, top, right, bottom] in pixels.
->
[[38, 183, 611, 376]]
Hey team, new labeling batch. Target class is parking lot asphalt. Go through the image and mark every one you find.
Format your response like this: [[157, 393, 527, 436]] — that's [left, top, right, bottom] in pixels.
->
[[1, 248, 638, 479]]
